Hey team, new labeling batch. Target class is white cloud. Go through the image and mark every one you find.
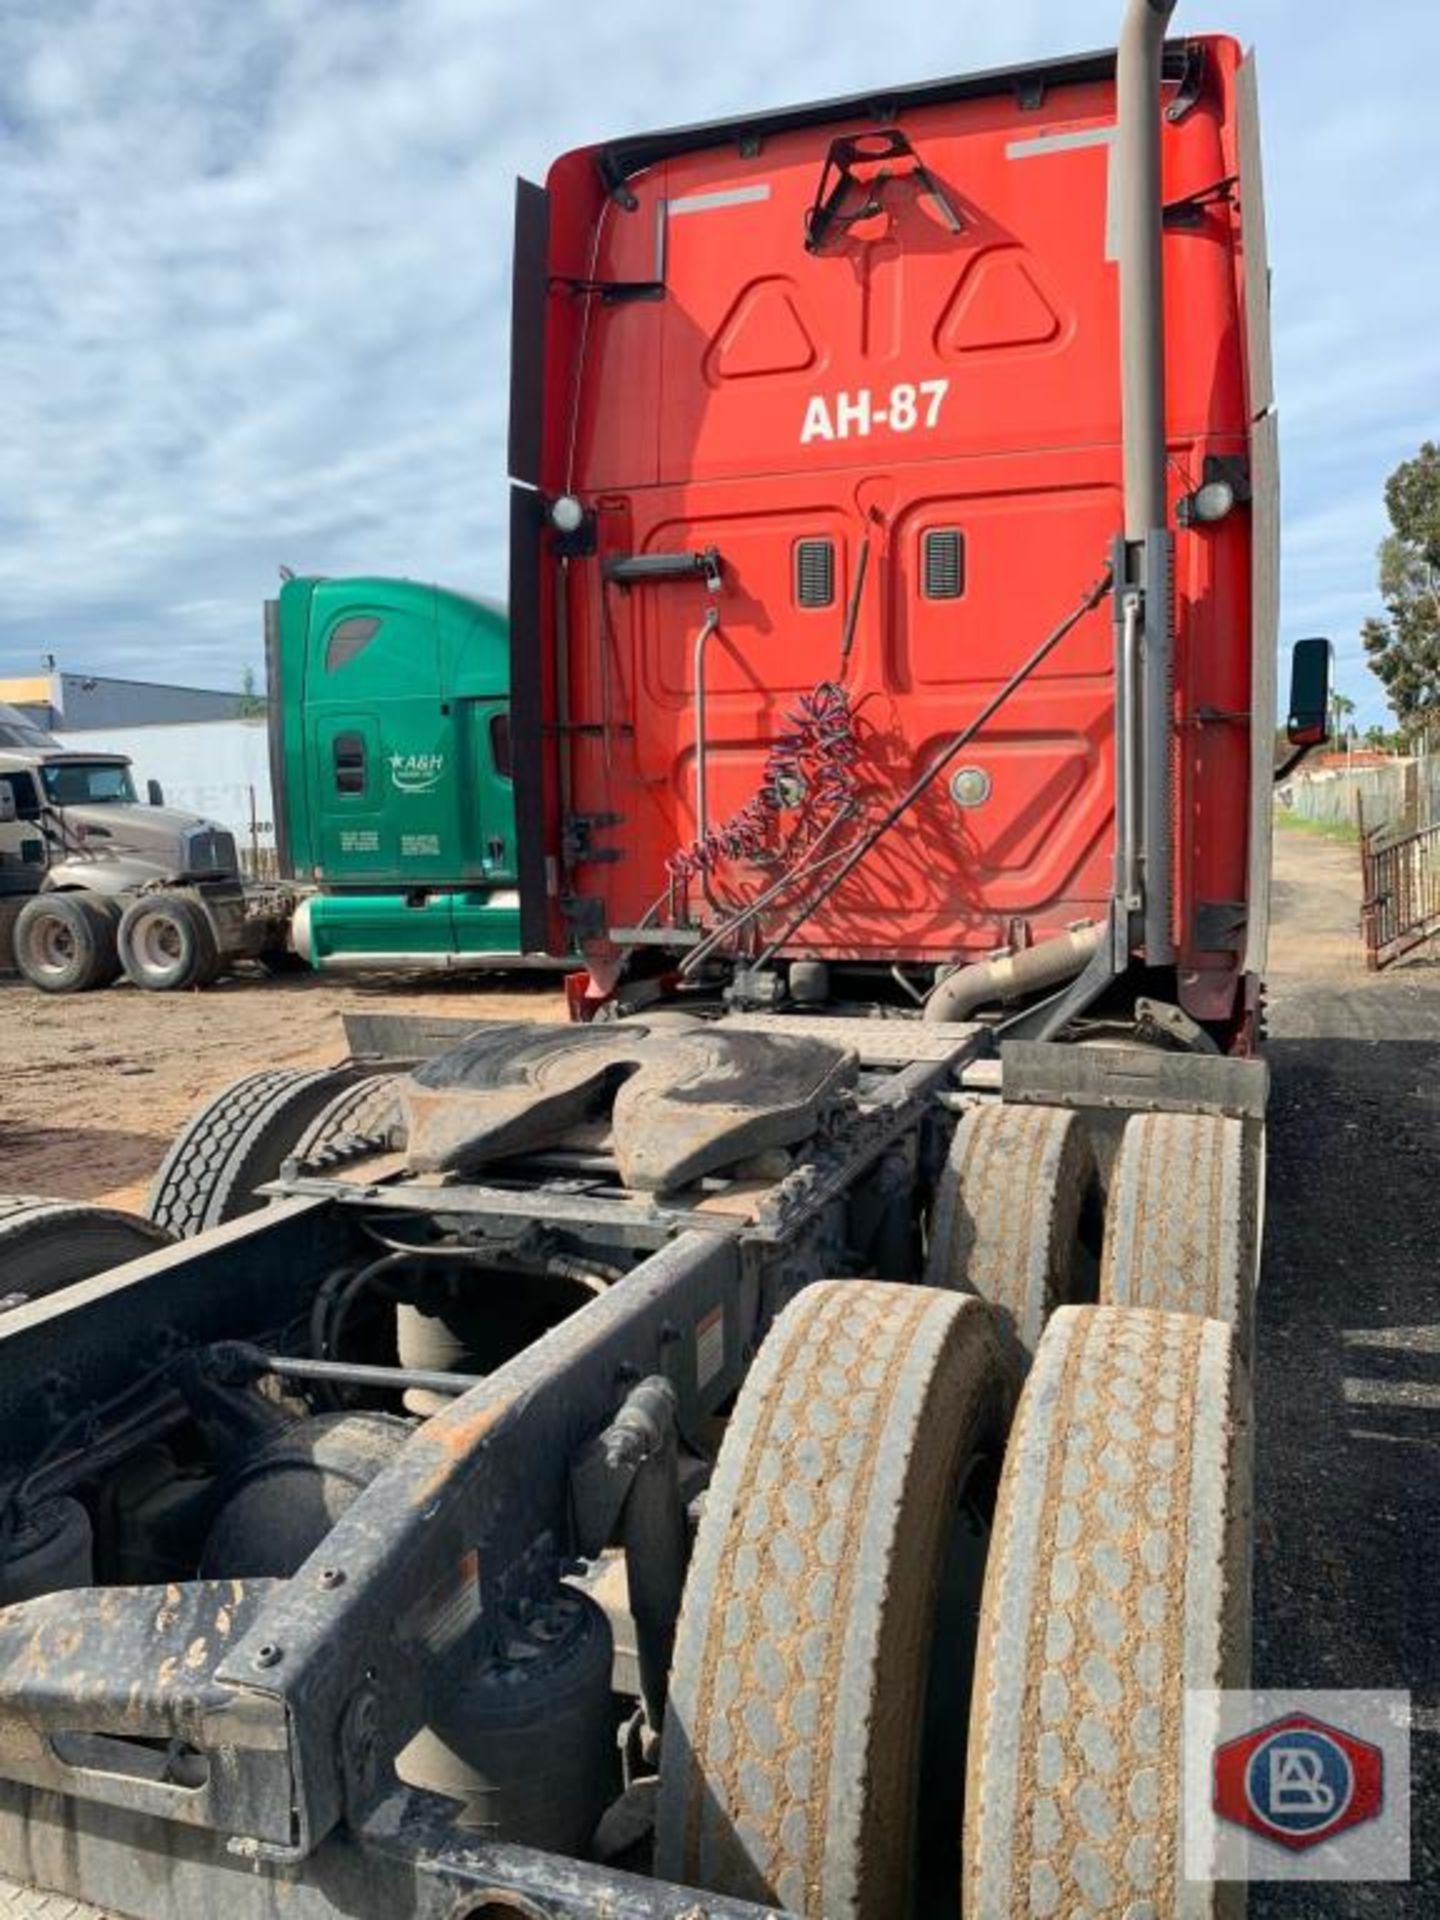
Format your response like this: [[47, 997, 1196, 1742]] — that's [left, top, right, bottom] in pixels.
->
[[0, 0, 1436, 727]]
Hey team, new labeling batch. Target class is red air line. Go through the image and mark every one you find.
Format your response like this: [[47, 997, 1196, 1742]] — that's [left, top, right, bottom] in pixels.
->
[[747, 565, 1116, 969]]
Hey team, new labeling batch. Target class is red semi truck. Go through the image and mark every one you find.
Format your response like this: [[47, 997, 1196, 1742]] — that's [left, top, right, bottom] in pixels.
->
[[512, 19, 1318, 1046], [0, 6, 1330, 1918]]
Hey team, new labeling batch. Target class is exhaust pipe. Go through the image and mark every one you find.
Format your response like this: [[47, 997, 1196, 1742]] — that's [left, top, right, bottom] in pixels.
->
[[920, 10, 1179, 1042], [923, 923, 1102, 1024], [1117, 0, 1177, 542], [1116, 0, 1178, 965]]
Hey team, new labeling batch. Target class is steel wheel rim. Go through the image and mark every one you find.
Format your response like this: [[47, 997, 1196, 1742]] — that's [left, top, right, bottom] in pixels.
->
[[136, 914, 183, 972], [31, 916, 76, 976]]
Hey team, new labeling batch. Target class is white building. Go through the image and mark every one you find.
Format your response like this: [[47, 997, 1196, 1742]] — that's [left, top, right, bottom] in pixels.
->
[[54, 718, 277, 860]]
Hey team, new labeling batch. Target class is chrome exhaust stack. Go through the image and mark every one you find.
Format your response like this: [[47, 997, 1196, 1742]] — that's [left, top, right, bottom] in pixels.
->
[[953, 0, 1183, 1046], [1116, 0, 1178, 965], [1118, 0, 1176, 541]]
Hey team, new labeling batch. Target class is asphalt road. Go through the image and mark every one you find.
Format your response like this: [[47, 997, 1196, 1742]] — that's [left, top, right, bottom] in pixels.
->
[[1253, 827, 1439, 1915]]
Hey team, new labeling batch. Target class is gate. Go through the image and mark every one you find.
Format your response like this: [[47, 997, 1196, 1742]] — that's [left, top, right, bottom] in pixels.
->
[[1360, 815, 1440, 970]]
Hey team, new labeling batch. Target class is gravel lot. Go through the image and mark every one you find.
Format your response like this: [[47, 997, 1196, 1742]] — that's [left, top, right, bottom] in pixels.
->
[[1255, 828, 1439, 1915], [0, 826, 1435, 1905], [0, 965, 566, 1211]]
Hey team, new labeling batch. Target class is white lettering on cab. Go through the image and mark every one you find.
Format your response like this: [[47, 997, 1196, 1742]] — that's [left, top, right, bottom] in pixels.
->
[[800, 379, 950, 445]]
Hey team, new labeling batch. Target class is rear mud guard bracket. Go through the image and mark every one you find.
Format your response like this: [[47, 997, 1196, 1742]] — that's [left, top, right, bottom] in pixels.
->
[[1000, 1038, 1268, 1122]]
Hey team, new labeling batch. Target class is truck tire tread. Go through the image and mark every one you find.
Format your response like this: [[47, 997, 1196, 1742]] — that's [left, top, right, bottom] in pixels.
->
[[926, 1102, 1095, 1369], [656, 1278, 1012, 1917], [1101, 1112, 1257, 1354], [965, 1304, 1250, 1918], [145, 1067, 364, 1238], [289, 1072, 407, 1170]]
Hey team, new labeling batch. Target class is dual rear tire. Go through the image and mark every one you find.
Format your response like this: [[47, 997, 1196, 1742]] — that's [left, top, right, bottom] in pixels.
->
[[656, 1282, 1014, 1915], [658, 1101, 1260, 1916], [147, 1067, 441, 1415], [145, 1066, 385, 1238], [932, 1102, 1259, 1356], [13, 890, 222, 993], [657, 1283, 1251, 1918]]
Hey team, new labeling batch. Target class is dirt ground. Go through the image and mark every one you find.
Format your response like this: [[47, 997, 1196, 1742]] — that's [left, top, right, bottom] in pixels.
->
[[0, 965, 568, 1212]]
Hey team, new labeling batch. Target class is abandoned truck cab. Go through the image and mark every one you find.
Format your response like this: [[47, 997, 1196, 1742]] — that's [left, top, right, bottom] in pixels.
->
[[1, 8, 1297, 1918]]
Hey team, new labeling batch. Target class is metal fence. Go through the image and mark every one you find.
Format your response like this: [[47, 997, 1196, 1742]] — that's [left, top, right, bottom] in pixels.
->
[[1361, 819, 1440, 970], [1276, 757, 1440, 833], [1277, 755, 1440, 969]]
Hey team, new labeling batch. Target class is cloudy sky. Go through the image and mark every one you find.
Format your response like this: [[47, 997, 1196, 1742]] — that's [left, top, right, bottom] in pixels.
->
[[1, 0, 1435, 725]]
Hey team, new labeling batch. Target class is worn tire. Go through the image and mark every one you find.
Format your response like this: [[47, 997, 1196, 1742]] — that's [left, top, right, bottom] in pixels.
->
[[926, 1103, 1096, 1370], [965, 1305, 1251, 1918], [0, 1194, 171, 1308], [145, 1066, 366, 1237], [1100, 1112, 1258, 1355], [655, 1280, 1013, 1918], [13, 893, 120, 994], [289, 1072, 407, 1169], [117, 892, 221, 992]]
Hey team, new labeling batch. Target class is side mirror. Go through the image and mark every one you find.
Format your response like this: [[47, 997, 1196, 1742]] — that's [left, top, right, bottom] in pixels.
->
[[147, 779, 165, 807], [1287, 638, 1333, 747], [0, 787, 15, 825]]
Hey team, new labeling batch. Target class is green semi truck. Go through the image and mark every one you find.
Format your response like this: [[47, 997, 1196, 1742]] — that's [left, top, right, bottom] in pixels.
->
[[3, 578, 528, 991], [269, 574, 529, 972]]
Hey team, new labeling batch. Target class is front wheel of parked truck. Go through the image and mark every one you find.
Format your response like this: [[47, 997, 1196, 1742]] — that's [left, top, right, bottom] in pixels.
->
[[117, 890, 222, 991], [12, 893, 121, 993]]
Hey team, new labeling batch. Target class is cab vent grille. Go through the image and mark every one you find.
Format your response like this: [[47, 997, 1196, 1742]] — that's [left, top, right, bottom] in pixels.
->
[[795, 539, 835, 608], [923, 529, 965, 600]]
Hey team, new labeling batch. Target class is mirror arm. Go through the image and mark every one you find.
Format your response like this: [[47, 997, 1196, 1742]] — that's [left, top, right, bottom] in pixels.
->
[[1273, 739, 1324, 785]]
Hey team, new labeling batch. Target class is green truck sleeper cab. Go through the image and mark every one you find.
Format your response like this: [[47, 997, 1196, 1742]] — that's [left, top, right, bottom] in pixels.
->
[[268, 576, 526, 969]]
